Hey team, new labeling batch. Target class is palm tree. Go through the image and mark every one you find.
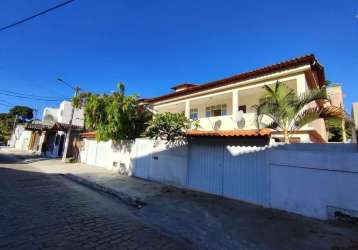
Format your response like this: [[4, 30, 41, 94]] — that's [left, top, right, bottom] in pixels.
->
[[253, 81, 343, 143]]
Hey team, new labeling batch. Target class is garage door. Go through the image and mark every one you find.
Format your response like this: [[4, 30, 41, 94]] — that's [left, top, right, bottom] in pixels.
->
[[187, 142, 223, 196], [187, 140, 270, 206]]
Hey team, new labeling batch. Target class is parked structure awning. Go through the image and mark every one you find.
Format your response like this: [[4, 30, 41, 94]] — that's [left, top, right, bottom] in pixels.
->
[[25, 123, 52, 131], [25, 122, 83, 132]]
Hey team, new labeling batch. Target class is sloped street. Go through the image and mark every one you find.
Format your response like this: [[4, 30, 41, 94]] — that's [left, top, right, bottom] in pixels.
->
[[0, 152, 193, 250]]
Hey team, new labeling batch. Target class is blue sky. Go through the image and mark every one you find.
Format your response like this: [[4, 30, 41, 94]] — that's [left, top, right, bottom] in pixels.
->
[[0, 0, 357, 118]]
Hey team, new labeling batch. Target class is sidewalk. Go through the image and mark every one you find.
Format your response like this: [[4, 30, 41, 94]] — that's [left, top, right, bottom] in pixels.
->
[[29, 158, 165, 206], [25, 157, 358, 250]]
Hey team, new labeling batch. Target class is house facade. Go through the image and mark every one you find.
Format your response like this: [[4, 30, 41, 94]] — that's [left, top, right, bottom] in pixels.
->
[[9, 100, 84, 158], [43, 100, 84, 127], [142, 55, 329, 143]]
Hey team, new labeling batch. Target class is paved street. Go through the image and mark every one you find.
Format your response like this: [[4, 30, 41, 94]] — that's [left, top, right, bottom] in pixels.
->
[[0, 152, 194, 250], [1, 149, 358, 250]]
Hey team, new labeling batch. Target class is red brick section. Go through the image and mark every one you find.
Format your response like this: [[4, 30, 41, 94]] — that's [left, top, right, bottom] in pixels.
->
[[80, 131, 96, 139], [185, 128, 272, 138], [141, 54, 325, 103]]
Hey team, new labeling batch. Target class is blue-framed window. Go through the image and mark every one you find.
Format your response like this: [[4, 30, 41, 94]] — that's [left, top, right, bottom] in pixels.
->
[[190, 108, 198, 120], [205, 104, 227, 117]]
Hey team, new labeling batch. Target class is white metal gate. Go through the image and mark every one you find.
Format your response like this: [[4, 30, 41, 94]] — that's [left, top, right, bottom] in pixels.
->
[[222, 146, 269, 206], [188, 143, 223, 195], [188, 141, 269, 206], [86, 140, 97, 165]]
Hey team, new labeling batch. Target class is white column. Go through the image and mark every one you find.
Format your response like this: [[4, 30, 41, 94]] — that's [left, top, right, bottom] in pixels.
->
[[232, 89, 239, 129], [185, 100, 190, 119], [296, 74, 307, 96]]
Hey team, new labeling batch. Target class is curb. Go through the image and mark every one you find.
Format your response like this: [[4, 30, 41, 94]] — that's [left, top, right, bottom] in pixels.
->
[[62, 173, 146, 208]]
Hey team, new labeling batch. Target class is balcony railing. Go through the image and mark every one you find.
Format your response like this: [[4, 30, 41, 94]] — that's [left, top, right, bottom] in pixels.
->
[[193, 113, 271, 131]]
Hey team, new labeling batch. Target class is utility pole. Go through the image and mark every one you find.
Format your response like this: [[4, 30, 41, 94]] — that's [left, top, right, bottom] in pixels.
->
[[341, 104, 347, 143], [12, 114, 18, 131], [57, 78, 80, 162]]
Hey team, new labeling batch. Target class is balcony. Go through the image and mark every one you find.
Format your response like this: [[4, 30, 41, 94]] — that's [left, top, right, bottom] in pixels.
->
[[194, 113, 271, 131]]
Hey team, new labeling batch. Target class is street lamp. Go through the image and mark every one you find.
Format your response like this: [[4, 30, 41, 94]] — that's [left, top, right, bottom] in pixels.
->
[[57, 78, 80, 162]]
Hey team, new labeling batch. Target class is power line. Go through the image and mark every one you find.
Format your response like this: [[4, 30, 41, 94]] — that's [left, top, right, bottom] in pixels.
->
[[0, 0, 75, 32], [0, 89, 65, 99], [32, 82, 69, 99], [0, 99, 14, 106], [0, 102, 11, 107], [0, 92, 66, 102]]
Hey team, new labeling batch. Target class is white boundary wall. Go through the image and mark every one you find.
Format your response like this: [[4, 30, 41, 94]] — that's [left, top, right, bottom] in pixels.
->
[[268, 147, 358, 219], [80, 138, 188, 186], [80, 139, 358, 220], [80, 139, 136, 175]]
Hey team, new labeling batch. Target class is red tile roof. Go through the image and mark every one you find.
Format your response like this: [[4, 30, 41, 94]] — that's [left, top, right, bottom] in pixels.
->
[[171, 83, 198, 91], [185, 129, 272, 138], [80, 131, 96, 139], [141, 54, 324, 103]]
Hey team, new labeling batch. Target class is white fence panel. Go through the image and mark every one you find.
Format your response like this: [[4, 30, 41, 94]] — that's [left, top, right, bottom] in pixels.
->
[[133, 139, 152, 179], [149, 142, 188, 186], [223, 147, 269, 206], [95, 141, 108, 167], [86, 140, 97, 165], [269, 149, 358, 219], [188, 143, 224, 196], [79, 137, 358, 220]]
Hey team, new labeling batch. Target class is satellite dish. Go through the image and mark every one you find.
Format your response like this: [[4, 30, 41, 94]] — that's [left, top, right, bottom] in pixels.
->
[[233, 110, 244, 122]]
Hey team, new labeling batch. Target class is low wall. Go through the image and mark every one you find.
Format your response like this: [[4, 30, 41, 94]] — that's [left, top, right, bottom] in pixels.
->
[[134, 139, 188, 186], [80, 139, 135, 175], [275, 143, 357, 152], [268, 147, 358, 220], [80, 138, 358, 220], [79, 138, 188, 185]]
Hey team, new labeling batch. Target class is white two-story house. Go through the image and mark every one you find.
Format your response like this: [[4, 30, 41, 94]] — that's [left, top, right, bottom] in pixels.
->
[[142, 54, 329, 143], [42, 100, 84, 127]]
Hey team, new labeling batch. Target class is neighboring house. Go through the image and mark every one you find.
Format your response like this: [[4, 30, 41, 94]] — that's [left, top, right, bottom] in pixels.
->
[[142, 54, 330, 143], [327, 85, 344, 108], [39, 101, 84, 157], [9, 100, 84, 158], [42, 100, 84, 127], [25, 122, 83, 158], [8, 124, 32, 150]]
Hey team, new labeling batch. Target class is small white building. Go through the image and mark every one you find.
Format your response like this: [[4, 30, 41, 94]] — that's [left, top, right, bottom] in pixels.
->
[[8, 124, 30, 149], [42, 100, 84, 127]]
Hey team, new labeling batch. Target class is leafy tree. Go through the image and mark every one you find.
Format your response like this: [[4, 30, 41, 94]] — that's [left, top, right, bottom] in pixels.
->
[[254, 81, 344, 143], [326, 116, 352, 142], [0, 113, 14, 142], [146, 112, 191, 142], [323, 81, 350, 142], [9, 106, 33, 122], [73, 83, 151, 141]]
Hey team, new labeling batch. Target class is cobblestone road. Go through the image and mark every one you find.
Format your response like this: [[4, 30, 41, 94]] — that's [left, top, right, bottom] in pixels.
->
[[0, 154, 194, 250]]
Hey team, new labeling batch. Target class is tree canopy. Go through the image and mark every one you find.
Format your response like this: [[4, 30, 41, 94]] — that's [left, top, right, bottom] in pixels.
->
[[9, 106, 33, 122], [0, 105, 33, 143], [254, 81, 344, 143], [73, 83, 151, 141], [146, 112, 191, 142], [0, 113, 14, 142]]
